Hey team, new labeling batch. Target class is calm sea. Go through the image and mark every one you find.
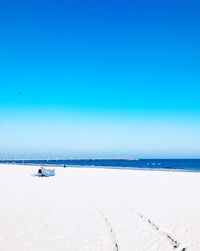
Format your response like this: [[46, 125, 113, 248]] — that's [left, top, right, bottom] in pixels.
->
[[1, 159, 200, 172]]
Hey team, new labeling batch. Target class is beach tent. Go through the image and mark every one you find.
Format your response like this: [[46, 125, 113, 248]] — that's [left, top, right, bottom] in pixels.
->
[[41, 168, 55, 177], [34, 167, 55, 177]]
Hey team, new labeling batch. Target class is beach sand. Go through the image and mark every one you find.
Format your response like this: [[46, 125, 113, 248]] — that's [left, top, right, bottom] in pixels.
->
[[0, 164, 199, 251]]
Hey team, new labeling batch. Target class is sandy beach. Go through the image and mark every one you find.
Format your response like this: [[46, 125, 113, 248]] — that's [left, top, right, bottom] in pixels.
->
[[0, 164, 200, 251]]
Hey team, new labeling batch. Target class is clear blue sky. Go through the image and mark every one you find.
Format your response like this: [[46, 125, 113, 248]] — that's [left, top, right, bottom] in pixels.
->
[[0, 0, 200, 158]]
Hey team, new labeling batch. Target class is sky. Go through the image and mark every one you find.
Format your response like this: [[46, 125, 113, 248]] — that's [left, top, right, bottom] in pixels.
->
[[0, 0, 200, 158]]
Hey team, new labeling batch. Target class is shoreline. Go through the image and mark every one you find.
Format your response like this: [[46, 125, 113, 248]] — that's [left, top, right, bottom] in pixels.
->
[[2, 162, 200, 173]]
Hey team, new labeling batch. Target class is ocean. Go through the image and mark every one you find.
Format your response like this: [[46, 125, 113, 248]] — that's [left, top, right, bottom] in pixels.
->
[[0, 159, 200, 172]]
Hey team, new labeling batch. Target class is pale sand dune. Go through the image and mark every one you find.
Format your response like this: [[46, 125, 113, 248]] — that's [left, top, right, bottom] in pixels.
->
[[0, 164, 199, 251]]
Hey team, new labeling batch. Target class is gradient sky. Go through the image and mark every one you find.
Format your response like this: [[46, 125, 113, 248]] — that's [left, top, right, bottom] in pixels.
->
[[0, 0, 200, 158]]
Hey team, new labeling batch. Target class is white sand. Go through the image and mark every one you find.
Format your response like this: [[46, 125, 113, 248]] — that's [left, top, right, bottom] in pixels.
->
[[0, 164, 199, 251]]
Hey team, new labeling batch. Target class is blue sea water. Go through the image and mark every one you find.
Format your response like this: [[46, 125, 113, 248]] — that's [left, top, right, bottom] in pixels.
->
[[0, 159, 200, 172]]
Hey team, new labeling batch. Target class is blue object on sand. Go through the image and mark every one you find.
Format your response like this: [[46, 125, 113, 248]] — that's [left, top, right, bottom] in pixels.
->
[[41, 168, 55, 177]]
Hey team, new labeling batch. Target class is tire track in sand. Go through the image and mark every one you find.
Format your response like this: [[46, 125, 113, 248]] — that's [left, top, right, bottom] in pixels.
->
[[120, 202, 187, 251], [91, 202, 119, 251]]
